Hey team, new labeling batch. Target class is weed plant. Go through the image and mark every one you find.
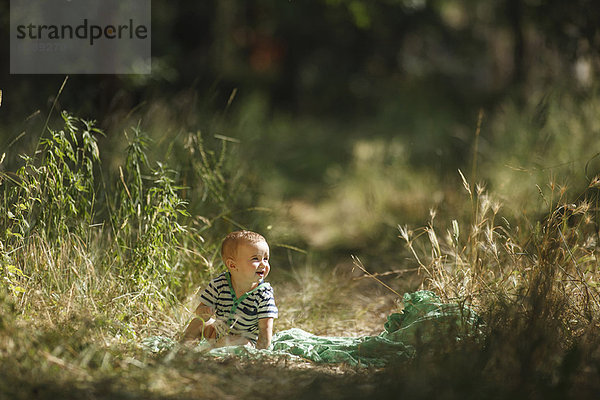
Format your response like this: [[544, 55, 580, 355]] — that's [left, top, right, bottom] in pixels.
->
[[392, 171, 600, 399], [0, 110, 223, 339]]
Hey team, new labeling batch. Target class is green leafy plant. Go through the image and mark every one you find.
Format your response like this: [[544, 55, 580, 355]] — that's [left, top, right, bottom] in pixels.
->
[[110, 126, 190, 303], [2, 111, 101, 244]]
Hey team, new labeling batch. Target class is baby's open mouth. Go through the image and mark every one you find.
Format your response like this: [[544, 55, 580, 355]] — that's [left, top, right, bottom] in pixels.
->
[[256, 270, 265, 277]]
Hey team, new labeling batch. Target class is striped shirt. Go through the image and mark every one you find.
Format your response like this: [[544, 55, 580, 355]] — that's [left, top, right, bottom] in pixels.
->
[[199, 271, 278, 343]]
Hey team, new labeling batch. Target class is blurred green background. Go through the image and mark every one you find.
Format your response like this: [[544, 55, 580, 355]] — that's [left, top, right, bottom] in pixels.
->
[[1, 0, 599, 271]]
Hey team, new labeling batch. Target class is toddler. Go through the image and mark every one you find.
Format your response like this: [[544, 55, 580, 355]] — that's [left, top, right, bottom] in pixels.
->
[[182, 230, 278, 349]]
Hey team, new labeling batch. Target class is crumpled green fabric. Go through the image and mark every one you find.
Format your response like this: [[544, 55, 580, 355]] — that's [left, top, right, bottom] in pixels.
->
[[268, 328, 413, 366], [142, 290, 480, 367], [381, 290, 481, 346]]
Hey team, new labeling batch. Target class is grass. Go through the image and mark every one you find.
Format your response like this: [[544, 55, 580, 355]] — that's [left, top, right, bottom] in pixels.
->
[[1, 86, 600, 399]]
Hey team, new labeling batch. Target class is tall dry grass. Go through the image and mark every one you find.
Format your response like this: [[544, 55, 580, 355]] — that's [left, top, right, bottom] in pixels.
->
[[389, 172, 600, 399]]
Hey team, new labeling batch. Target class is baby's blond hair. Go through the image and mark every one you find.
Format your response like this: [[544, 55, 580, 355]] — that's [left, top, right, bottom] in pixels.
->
[[221, 230, 267, 261]]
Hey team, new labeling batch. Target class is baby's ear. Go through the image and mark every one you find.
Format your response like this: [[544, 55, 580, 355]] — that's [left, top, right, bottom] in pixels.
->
[[225, 257, 236, 270]]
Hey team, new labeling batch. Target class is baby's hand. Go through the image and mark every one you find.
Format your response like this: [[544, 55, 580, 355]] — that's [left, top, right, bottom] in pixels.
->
[[195, 304, 214, 320], [203, 322, 217, 340]]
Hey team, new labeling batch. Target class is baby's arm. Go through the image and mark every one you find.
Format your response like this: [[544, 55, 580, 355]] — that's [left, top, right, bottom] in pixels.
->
[[256, 317, 274, 349]]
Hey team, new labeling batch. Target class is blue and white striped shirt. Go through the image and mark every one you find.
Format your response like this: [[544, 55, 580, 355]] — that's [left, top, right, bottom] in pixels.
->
[[199, 271, 278, 342]]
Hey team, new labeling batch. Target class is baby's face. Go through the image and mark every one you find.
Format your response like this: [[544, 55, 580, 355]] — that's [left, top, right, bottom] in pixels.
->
[[229, 240, 270, 290]]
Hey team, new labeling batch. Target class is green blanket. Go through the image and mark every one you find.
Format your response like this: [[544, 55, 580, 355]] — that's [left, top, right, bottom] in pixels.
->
[[143, 291, 481, 367]]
